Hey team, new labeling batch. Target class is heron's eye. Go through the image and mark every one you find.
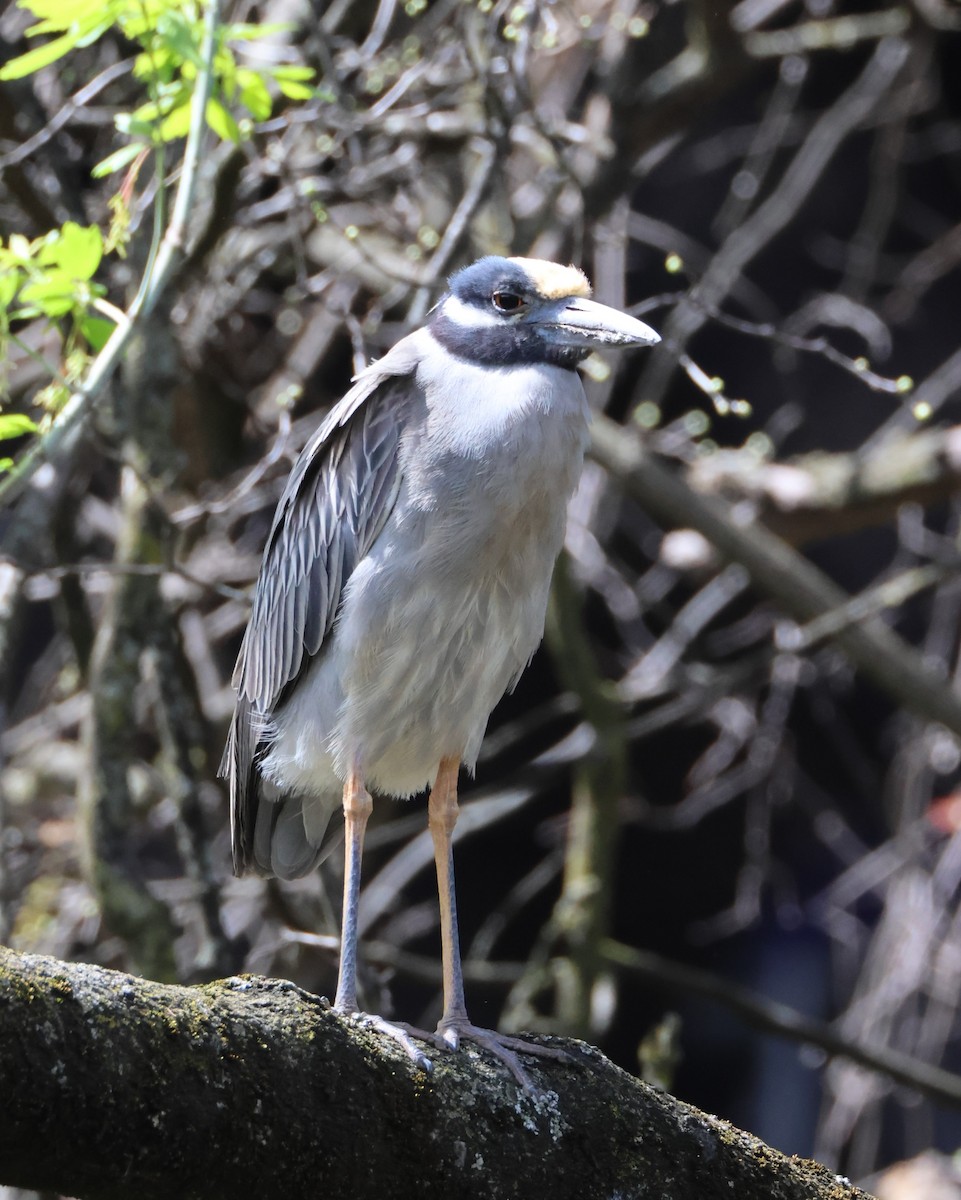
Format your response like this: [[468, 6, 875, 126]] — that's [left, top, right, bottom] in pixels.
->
[[492, 291, 525, 313]]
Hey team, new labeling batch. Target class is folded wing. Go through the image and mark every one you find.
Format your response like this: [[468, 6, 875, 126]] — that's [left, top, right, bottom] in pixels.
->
[[221, 337, 423, 872]]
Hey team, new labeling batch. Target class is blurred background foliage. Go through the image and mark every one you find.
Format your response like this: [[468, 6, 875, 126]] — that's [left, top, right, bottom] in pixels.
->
[[3, 0, 961, 1188]]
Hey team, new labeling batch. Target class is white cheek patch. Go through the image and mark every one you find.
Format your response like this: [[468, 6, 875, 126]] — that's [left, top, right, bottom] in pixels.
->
[[439, 294, 504, 329]]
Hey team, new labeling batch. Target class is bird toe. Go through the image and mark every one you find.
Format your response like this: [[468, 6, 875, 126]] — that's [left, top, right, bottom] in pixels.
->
[[434, 1019, 575, 1094], [343, 1010, 435, 1073]]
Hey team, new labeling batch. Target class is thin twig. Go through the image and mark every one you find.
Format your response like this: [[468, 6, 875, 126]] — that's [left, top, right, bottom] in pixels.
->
[[406, 138, 498, 323], [602, 938, 961, 1110], [637, 36, 911, 407], [590, 415, 961, 737], [0, 59, 133, 171], [703, 307, 911, 396], [743, 9, 912, 58]]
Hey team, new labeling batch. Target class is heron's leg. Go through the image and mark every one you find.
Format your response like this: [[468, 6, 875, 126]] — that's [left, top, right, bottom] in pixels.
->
[[334, 769, 370, 1013], [429, 755, 469, 1025], [333, 771, 433, 1072], [428, 756, 576, 1093]]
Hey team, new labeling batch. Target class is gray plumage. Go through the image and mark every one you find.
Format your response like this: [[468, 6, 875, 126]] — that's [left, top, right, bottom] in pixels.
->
[[224, 326, 589, 877]]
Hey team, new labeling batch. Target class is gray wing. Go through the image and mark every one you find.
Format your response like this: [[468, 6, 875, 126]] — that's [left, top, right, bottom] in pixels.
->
[[221, 334, 423, 873]]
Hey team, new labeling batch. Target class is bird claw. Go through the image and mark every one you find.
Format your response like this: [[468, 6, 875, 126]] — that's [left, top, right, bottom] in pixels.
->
[[338, 1008, 576, 1095], [434, 1019, 575, 1095], [341, 1010, 435, 1073]]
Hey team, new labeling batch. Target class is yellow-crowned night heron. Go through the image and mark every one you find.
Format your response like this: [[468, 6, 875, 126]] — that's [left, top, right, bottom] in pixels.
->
[[222, 256, 659, 1085]]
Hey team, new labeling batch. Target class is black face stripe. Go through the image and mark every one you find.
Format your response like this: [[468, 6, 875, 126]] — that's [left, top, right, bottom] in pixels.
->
[[434, 256, 587, 368], [429, 312, 587, 369]]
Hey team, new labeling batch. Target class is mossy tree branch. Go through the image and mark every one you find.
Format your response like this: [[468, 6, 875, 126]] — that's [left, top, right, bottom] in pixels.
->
[[0, 947, 872, 1200]]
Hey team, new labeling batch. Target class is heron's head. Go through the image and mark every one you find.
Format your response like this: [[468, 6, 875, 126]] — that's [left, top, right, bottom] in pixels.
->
[[430, 256, 660, 368]]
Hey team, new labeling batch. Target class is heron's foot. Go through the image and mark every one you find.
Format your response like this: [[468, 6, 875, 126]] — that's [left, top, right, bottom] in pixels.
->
[[339, 1008, 434, 1074], [435, 1017, 574, 1094]]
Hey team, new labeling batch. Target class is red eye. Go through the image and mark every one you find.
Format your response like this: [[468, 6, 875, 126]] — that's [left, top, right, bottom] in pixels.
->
[[492, 291, 525, 312]]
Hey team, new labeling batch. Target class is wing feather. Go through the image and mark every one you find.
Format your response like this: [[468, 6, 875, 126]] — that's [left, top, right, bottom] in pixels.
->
[[222, 332, 424, 872]]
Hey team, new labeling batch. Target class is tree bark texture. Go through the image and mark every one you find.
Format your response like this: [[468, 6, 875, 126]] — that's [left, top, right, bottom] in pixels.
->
[[0, 947, 872, 1200]]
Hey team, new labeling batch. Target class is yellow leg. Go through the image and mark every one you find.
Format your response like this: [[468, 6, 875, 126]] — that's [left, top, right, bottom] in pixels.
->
[[330, 768, 436, 1073], [429, 755, 468, 1027], [427, 756, 574, 1091], [334, 770, 371, 1013]]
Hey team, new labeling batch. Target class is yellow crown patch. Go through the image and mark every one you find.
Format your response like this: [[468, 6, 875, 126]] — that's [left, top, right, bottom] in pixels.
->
[[507, 258, 592, 300]]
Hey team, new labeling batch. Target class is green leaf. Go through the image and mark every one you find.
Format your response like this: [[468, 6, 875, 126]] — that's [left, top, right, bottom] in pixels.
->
[[129, 89, 181, 126], [158, 101, 192, 141], [277, 80, 315, 101], [156, 9, 204, 68], [8, 234, 33, 263], [18, 274, 78, 316], [237, 69, 271, 121], [80, 314, 115, 351], [219, 46, 239, 97], [92, 141, 145, 178], [223, 22, 295, 40], [132, 43, 179, 81], [128, 81, 192, 138], [270, 65, 315, 82], [0, 30, 80, 80], [0, 269, 20, 310], [0, 458, 14, 472], [115, 113, 162, 140], [16, 0, 107, 25], [205, 97, 241, 143], [40, 222, 102, 280], [0, 413, 39, 440], [75, 16, 116, 48]]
